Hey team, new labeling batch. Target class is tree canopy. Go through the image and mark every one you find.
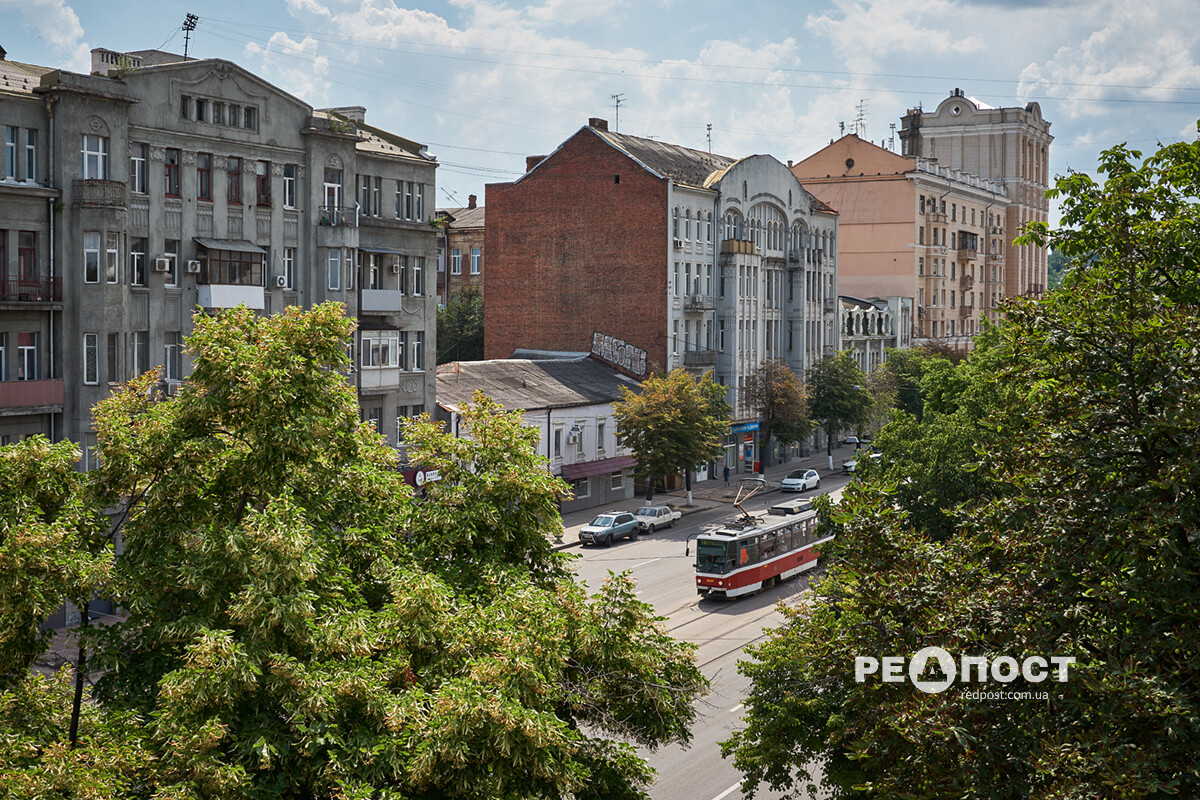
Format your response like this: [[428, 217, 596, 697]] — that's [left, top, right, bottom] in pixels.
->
[[724, 128, 1200, 798], [612, 369, 729, 500], [0, 303, 707, 800], [744, 359, 812, 466], [805, 352, 871, 458], [436, 286, 484, 364]]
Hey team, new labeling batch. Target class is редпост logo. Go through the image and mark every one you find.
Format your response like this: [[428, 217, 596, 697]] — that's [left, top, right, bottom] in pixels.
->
[[855, 647, 1075, 694]]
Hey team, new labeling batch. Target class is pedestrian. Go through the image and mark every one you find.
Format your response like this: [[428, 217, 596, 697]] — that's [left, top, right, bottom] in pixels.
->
[[723, 465, 730, 485]]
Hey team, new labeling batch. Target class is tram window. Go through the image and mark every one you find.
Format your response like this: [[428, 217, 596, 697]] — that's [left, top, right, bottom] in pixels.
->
[[697, 540, 734, 574]]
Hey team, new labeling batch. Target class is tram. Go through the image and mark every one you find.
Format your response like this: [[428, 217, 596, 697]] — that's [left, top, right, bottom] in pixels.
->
[[691, 483, 832, 598]]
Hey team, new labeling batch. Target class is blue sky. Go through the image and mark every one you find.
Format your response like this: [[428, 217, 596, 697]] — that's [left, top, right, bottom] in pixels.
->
[[3, 0, 1199, 221]]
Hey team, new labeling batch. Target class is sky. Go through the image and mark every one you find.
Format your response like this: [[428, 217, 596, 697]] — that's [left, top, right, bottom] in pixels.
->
[[3, 0, 1199, 222]]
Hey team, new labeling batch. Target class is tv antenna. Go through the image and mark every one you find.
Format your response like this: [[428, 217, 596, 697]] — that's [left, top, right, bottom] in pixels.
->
[[182, 14, 199, 59], [853, 99, 868, 137], [611, 93, 625, 132], [889, 122, 897, 151], [706, 123, 712, 153]]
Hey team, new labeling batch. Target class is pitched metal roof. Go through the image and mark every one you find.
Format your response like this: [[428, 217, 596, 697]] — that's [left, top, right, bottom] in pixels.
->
[[593, 128, 736, 189], [437, 205, 486, 229], [0, 57, 54, 99], [436, 357, 640, 413]]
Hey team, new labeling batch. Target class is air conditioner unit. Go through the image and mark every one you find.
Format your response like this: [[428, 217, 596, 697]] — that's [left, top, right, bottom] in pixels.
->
[[165, 382, 181, 396], [186, 260, 201, 274], [390, 263, 401, 274], [672, 238, 683, 249], [276, 275, 288, 288], [153, 257, 171, 272]]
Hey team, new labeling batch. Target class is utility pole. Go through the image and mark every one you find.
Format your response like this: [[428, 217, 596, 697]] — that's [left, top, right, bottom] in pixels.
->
[[182, 13, 199, 59], [611, 93, 625, 132]]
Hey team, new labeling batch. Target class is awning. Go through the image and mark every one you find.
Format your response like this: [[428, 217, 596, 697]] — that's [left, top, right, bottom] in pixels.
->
[[562, 454, 637, 481], [359, 245, 404, 255], [193, 238, 267, 254]]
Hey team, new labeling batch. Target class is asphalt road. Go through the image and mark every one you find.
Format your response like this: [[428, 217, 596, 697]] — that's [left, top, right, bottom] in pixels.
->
[[569, 477, 850, 800]]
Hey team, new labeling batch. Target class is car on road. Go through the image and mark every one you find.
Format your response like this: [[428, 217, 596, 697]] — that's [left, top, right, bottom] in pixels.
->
[[579, 511, 640, 546], [633, 505, 681, 532], [843, 451, 883, 474], [780, 468, 821, 493]]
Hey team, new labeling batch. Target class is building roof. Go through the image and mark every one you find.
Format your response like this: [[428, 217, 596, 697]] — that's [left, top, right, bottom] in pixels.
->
[[438, 205, 485, 229], [0, 55, 54, 99], [592, 127, 737, 190], [436, 356, 640, 413], [318, 109, 434, 164]]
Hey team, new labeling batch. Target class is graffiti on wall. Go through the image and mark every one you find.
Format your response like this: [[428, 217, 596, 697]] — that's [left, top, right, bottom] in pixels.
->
[[590, 331, 647, 377]]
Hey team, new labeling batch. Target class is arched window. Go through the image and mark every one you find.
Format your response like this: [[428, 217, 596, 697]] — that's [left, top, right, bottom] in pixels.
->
[[673, 208, 680, 238], [707, 212, 713, 243], [685, 209, 692, 241]]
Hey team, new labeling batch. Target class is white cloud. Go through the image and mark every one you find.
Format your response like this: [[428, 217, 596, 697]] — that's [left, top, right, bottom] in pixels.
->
[[0, 0, 89, 70], [244, 32, 331, 104], [806, 0, 984, 74]]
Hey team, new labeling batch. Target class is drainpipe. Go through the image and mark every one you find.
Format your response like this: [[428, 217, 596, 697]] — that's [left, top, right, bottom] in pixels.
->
[[45, 94, 58, 440]]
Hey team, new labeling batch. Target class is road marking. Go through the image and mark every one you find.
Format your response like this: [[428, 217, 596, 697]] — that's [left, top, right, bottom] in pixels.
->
[[729, 703, 744, 713], [630, 558, 661, 570], [710, 782, 741, 800]]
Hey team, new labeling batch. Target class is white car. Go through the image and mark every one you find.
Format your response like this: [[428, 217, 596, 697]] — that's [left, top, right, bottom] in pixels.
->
[[633, 505, 681, 532], [780, 468, 821, 493]]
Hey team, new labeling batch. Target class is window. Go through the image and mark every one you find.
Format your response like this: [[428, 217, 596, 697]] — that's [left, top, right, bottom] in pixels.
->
[[673, 207, 680, 238], [412, 257, 424, 295], [130, 238, 147, 286], [366, 253, 383, 290], [228, 105, 241, 128], [160, 148, 179, 196], [416, 184, 425, 221], [24, 129, 35, 183], [195, 98, 208, 122], [243, 107, 257, 130], [571, 477, 589, 499], [17, 231, 34, 279], [0, 332, 6, 381], [610, 471, 623, 491], [361, 330, 401, 368], [4, 126, 14, 178], [81, 135, 107, 179], [256, 161, 270, 205], [196, 153, 212, 200], [283, 164, 297, 208], [17, 332, 37, 380], [164, 332, 183, 381], [597, 420, 606, 454], [107, 333, 119, 384], [554, 427, 562, 458], [212, 102, 225, 126], [129, 142, 148, 193], [324, 168, 342, 210], [918, 227, 925, 245], [105, 232, 119, 283], [83, 333, 99, 384], [470, 247, 481, 275], [399, 256, 409, 294], [132, 331, 149, 376], [413, 331, 424, 370], [226, 156, 242, 204], [328, 249, 341, 290], [411, 403, 424, 418], [450, 248, 461, 275], [403, 182, 414, 220], [918, 257, 924, 276], [283, 247, 295, 290], [373, 177, 381, 217], [83, 433, 100, 472], [84, 232, 101, 283], [164, 240, 179, 287], [359, 174, 370, 212], [397, 331, 408, 370], [180, 95, 192, 119]]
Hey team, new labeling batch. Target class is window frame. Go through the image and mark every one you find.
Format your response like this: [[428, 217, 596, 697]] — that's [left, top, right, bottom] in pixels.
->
[[83, 333, 99, 385], [81, 134, 108, 180], [83, 231, 101, 284]]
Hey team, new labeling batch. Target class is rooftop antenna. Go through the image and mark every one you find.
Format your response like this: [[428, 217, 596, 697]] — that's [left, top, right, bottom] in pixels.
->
[[440, 186, 461, 205], [706, 123, 712, 153], [889, 122, 897, 151], [839, 121, 845, 137], [853, 99, 868, 137], [182, 13, 199, 59], [611, 93, 625, 132]]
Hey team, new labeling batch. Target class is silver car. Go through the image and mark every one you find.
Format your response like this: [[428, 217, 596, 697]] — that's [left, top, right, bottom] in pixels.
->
[[780, 468, 821, 493]]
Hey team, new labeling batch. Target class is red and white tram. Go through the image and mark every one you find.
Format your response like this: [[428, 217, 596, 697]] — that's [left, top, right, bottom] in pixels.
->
[[693, 503, 831, 598]]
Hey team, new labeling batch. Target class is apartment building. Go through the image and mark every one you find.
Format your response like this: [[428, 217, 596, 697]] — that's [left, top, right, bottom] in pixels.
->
[[0, 46, 436, 456], [435, 193, 485, 304], [792, 134, 1009, 350], [899, 88, 1053, 298], [485, 118, 839, 476]]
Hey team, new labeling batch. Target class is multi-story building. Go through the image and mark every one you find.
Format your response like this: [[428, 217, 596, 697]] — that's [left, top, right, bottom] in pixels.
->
[[0, 46, 436, 456], [485, 118, 838, 476], [898, 88, 1053, 298], [435, 354, 639, 513], [839, 295, 912, 373], [792, 134, 1008, 349], [435, 194, 484, 304]]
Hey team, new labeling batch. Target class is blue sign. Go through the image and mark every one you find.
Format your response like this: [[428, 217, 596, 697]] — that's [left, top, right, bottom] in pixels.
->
[[731, 422, 760, 434]]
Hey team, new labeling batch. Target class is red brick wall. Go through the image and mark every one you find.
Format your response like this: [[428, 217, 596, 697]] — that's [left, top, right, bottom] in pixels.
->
[[484, 128, 669, 371]]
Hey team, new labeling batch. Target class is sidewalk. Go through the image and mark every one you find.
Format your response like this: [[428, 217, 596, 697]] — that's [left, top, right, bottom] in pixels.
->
[[555, 442, 862, 547]]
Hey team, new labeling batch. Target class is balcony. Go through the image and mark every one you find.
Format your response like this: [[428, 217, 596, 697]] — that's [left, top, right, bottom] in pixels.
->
[[73, 179, 126, 209], [683, 294, 715, 312], [319, 205, 358, 227], [955, 247, 979, 262], [682, 349, 717, 368], [925, 210, 947, 223], [198, 284, 265, 310], [0, 277, 61, 304], [958, 305, 973, 319], [0, 379, 64, 415], [960, 274, 975, 290], [361, 289, 420, 313]]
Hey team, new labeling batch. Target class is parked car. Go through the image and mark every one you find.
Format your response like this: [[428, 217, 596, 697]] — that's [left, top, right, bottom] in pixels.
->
[[579, 511, 640, 546], [780, 468, 821, 493], [844, 435, 861, 446], [633, 505, 681, 532], [843, 451, 883, 474]]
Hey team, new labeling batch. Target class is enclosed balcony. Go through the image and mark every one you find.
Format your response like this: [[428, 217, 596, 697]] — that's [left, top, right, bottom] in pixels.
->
[[195, 239, 267, 310], [73, 179, 126, 209], [0, 277, 61, 304], [0, 379, 64, 415]]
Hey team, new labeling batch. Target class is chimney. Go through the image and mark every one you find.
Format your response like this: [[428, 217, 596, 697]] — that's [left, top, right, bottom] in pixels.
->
[[467, 194, 477, 209], [589, 117, 609, 131], [526, 155, 547, 172], [326, 105, 366, 122], [0, 45, 7, 60]]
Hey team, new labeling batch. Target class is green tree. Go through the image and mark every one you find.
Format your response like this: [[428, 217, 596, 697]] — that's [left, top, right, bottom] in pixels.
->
[[613, 369, 729, 501], [745, 359, 813, 467], [878, 347, 934, 419], [436, 285, 484, 364], [724, 128, 1200, 798], [2, 304, 707, 799], [806, 352, 871, 468], [861, 365, 897, 436]]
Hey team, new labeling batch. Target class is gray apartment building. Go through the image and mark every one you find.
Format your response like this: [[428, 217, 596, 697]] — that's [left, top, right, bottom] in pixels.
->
[[0, 45, 436, 457]]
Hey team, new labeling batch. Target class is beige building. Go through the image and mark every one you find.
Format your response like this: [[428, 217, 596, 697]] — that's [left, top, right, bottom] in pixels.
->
[[899, 88, 1053, 298], [792, 134, 1008, 349]]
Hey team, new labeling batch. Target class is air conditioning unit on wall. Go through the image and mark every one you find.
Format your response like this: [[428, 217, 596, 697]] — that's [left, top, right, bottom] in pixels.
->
[[153, 257, 171, 272], [276, 275, 288, 288], [186, 260, 201, 274]]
